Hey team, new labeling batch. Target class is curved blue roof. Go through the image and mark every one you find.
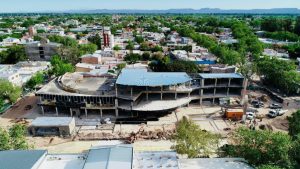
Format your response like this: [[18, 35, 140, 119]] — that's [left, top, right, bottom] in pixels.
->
[[117, 69, 192, 86]]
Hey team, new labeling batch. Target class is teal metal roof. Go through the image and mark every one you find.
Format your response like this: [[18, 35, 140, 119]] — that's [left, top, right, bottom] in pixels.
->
[[199, 73, 244, 79], [0, 150, 47, 169], [83, 145, 133, 169], [117, 69, 192, 86]]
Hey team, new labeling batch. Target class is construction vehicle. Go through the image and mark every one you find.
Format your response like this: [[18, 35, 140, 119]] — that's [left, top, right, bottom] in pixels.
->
[[225, 108, 244, 120]]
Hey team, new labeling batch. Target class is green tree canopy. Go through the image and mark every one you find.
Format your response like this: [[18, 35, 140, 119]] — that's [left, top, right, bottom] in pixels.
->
[[0, 79, 22, 103], [173, 116, 220, 158], [0, 45, 27, 64], [9, 124, 29, 150], [288, 110, 300, 138], [88, 34, 102, 50], [222, 127, 293, 168], [25, 72, 45, 89], [0, 128, 11, 151], [50, 55, 74, 76]]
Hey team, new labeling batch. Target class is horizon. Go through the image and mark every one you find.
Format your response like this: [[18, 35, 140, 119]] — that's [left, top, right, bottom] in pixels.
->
[[0, 0, 300, 13]]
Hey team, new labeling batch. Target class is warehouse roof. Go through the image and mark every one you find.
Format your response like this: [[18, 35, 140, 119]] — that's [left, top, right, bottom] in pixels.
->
[[0, 150, 47, 169], [31, 117, 74, 127], [179, 158, 253, 169], [83, 145, 133, 169], [117, 69, 191, 86], [199, 73, 244, 79]]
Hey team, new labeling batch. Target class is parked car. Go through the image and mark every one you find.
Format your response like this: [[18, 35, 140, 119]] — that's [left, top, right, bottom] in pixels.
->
[[269, 103, 283, 109], [268, 110, 278, 118], [277, 109, 288, 116], [268, 109, 288, 118], [246, 112, 255, 120], [251, 100, 264, 108]]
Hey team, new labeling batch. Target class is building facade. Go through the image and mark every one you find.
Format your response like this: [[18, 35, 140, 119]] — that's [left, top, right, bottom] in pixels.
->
[[25, 39, 61, 61], [35, 69, 246, 118]]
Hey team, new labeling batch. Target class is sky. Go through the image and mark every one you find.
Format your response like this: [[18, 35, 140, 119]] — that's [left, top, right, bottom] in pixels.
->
[[0, 0, 300, 12]]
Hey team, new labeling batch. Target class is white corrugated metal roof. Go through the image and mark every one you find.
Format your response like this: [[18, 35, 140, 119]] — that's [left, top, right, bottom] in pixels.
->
[[83, 145, 133, 169], [31, 117, 74, 127]]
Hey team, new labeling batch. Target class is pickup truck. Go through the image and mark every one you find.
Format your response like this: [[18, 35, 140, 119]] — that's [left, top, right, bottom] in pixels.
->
[[268, 109, 288, 118], [269, 103, 283, 109]]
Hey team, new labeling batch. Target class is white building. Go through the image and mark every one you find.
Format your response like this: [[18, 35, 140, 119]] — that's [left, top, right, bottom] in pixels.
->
[[0, 61, 50, 86]]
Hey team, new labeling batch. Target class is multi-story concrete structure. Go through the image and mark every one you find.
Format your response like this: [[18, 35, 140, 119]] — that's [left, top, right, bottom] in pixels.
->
[[25, 39, 61, 61], [35, 69, 246, 118]]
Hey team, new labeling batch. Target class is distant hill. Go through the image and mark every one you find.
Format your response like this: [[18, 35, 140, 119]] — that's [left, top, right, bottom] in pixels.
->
[[64, 8, 300, 14]]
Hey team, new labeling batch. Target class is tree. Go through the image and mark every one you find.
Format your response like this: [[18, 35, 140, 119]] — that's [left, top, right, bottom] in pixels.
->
[[256, 57, 299, 95], [25, 72, 44, 89], [290, 134, 300, 166], [222, 127, 293, 168], [78, 44, 97, 55], [48, 35, 78, 47], [9, 124, 29, 150], [0, 79, 22, 103], [0, 46, 27, 64], [116, 63, 126, 71], [288, 110, 300, 138], [50, 55, 74, 76], [126, 41, 135, 50], [166, 61, 199, 73], [135, 36, 144, 44], [173, 116, 220, 158], [88, 34, 102, 50], [294, 16, 300, 36], [257, 165, 284, 169], [141, 52, 151, 61], [113, 45, 121, 51], [0, 128, 11, 151], [124, 53, 142, 64]]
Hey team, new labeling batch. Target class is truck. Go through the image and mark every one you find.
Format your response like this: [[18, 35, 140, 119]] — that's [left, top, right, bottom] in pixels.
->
[[225, 109, 244, 120], [268, 109, 288, 118]]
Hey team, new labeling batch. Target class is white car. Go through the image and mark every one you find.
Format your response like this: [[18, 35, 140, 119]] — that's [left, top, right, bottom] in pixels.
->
[[246, 112, 255, 120]]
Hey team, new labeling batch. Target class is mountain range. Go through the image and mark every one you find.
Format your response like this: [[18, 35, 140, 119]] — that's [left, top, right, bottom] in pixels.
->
[[63, 8, 300, 14]]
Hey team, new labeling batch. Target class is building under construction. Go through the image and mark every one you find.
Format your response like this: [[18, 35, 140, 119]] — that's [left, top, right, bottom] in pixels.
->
[[35, 68, 246, 118]]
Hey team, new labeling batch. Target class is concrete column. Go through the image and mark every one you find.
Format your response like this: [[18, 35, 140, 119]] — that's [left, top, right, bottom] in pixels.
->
[[100, 109, 103, 118], [227, 88, 230, 96], [115, 109, 119, 117], [41, 106, 45, 115], [55, 107, 59, 116], [228, 78, 232, 87], [215, 78, 218, 87], [70, 108, 73, 117], [161, 86, 163, 100], [131, 87, 133, 98], [146, 87, 149, 101], [175, 85, 177, 99], [213, 98, 215, 104], [201, 79, 204, 87], [85, 109, 88, 117], [115, 85, 118, 97], [200, 89, 203, 105]]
